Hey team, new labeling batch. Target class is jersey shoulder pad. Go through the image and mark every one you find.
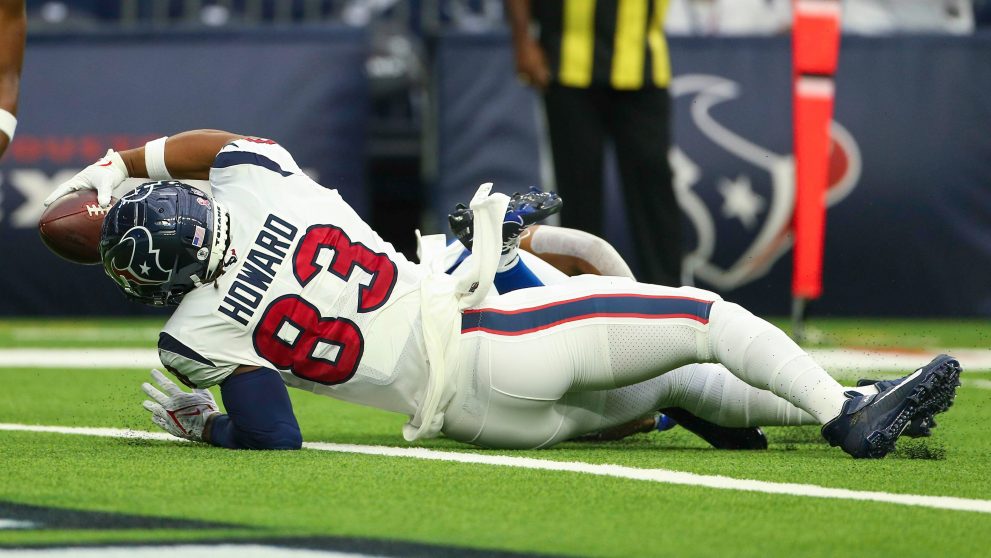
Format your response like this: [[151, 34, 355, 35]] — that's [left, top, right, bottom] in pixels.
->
[[157, 331, 237, 388], [211, 137, 303, 178]]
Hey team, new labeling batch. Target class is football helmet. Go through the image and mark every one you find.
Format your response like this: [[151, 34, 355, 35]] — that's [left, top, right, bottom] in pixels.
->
[[99, 181, 230, 306]]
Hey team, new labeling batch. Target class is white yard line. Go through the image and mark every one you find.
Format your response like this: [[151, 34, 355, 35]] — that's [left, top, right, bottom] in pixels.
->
[[809, 348, 991, 375], [2, 423, 990, 515], [0, 349, 160, 368], [966, 379, 991, 390]]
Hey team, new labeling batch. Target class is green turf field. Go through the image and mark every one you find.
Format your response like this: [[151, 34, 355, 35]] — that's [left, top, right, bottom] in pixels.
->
[[1, 318, 990, 557]]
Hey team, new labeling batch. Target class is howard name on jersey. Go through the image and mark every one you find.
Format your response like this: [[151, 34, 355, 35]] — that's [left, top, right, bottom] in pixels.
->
[[158, 138, 432, 416]]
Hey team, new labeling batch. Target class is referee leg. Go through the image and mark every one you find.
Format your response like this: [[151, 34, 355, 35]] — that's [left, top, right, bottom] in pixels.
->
[[608, 87, 682, 286], [543, 84, 608, 237]]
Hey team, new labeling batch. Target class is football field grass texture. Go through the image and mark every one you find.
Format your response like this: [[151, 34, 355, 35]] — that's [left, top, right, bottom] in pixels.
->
[[1, 318, 990, 557]]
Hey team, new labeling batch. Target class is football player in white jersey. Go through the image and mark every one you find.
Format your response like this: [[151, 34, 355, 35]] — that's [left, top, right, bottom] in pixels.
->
[[44, 130, 961, 458]]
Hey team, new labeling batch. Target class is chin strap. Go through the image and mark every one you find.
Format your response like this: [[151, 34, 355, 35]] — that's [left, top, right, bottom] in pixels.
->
[[206, 199, 231, 279]]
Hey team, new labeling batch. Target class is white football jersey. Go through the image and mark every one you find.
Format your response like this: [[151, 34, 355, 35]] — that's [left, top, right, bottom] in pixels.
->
[[159, 138, 431, 416]]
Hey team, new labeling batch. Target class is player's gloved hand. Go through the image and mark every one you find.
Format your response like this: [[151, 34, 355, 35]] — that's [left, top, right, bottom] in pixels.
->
[[43, 149, 128, 207], [141, 368, 220, 442]]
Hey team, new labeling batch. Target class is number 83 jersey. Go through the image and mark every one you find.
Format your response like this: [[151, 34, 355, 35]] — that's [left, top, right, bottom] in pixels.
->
[[158, 138, 431, 416]]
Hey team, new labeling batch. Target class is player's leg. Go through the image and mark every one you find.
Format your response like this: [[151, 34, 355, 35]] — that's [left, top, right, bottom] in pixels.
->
[[459, 243, 960, 457], [462, 276, 848, 425], [448, 189, 564, 293], [441, 357, 871, 450]]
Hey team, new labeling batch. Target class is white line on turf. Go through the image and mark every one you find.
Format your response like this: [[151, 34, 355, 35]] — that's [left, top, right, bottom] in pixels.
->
[[2, 423, 990, 515], [967, 379, 991, 390], [1, 348, 989, 371], [0, 519, 38, 529], [0, 349, 160, 368]]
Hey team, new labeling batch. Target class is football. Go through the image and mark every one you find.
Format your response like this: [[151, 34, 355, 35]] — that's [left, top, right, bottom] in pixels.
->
[[38, 191, 116, 265]]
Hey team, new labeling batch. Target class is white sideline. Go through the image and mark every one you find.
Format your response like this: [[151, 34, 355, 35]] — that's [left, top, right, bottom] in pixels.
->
[[2, 423, 991, 515], [0, 349, 160, 368], [1, 348, 990, 372]]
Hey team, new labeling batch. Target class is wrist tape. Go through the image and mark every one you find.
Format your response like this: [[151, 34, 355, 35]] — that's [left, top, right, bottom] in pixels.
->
[[145, 136, 173, 180], [0, 109, 16, 142]]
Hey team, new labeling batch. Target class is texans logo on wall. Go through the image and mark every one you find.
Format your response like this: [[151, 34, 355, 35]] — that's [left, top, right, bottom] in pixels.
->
[[669, 74, 861, 291]]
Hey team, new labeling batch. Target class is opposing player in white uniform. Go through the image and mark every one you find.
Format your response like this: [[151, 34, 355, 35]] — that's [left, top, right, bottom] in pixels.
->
[[45, 129, 962, 458]]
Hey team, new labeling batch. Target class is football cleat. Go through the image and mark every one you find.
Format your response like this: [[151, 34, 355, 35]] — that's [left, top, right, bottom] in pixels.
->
[[821, 354, 962, 459], [855, 376, 952, 438], [661, 407, 769, 450], [448, 187, 563, 254]]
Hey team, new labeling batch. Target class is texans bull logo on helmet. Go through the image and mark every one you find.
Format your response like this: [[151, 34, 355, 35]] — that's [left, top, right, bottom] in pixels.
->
[[669, 74, 862, 291], [105, 226, 173, 288]]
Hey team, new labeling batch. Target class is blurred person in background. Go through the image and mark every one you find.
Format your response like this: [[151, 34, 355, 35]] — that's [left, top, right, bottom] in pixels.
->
[[505, 0, 682, 287], [0, 0, 25, 160]]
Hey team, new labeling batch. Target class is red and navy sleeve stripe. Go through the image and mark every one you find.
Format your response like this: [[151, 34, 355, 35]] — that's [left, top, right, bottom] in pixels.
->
[[213, 151, 293, 177], [461, 294, 713, 336]]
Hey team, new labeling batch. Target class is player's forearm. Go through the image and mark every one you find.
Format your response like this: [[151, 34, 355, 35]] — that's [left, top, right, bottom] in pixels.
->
[[0, 0, 26, 115], [208, 367, 303, 450], [522, 225, 635, 278], [119, 129, 244, 181]]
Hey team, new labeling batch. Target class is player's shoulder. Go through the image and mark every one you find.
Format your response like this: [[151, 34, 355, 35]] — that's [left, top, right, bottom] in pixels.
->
[[212, 136, 303, 178]]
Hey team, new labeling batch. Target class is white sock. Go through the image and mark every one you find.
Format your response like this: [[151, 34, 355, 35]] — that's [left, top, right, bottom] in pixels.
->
[[497, 247, 520, 272], [705, 301, 848, 424]]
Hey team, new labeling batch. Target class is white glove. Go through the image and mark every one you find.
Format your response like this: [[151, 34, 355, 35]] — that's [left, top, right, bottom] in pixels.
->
[[43, 148, 128, 207], [142, 368, 220, 442]]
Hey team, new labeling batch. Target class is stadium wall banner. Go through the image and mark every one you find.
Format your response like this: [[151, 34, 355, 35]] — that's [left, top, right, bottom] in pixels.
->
[[432, 32, 991, 317], [0, 29, 369, 316]]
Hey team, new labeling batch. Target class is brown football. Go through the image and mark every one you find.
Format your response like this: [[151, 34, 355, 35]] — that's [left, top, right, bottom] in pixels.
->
[[38, 191, 116, 265]]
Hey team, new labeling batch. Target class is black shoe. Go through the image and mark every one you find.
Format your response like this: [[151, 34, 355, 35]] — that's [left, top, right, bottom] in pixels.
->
[[448, 187, 563, 253], [855, 377, 945, 438], [660, 407, 769, 450], [822, 355, 962, 459]]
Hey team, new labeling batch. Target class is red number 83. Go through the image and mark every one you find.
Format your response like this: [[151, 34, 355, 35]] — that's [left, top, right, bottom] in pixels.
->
[[253, 225, 398, 385]]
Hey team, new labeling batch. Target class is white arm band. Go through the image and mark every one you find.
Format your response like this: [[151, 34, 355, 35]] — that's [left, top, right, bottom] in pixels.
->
[[0, 109, 16, 142], [145, 136, 173, 180]]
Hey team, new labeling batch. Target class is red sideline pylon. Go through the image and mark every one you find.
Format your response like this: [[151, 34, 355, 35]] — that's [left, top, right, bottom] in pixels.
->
[[791, 0, 841, 335]]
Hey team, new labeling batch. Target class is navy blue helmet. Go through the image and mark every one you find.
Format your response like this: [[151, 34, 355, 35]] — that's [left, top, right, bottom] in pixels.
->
[[100, 181, 230, 306]]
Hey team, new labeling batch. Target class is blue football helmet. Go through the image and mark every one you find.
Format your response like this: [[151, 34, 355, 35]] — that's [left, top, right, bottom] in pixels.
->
[[100, 181, 230, 306]]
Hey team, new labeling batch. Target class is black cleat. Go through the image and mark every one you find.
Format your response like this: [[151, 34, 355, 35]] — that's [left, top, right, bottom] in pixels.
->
[[822, 355, 962, 459], [448, 187, 563, 253], [855, 376, 949, 438], [661, 407, 769, 450]]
